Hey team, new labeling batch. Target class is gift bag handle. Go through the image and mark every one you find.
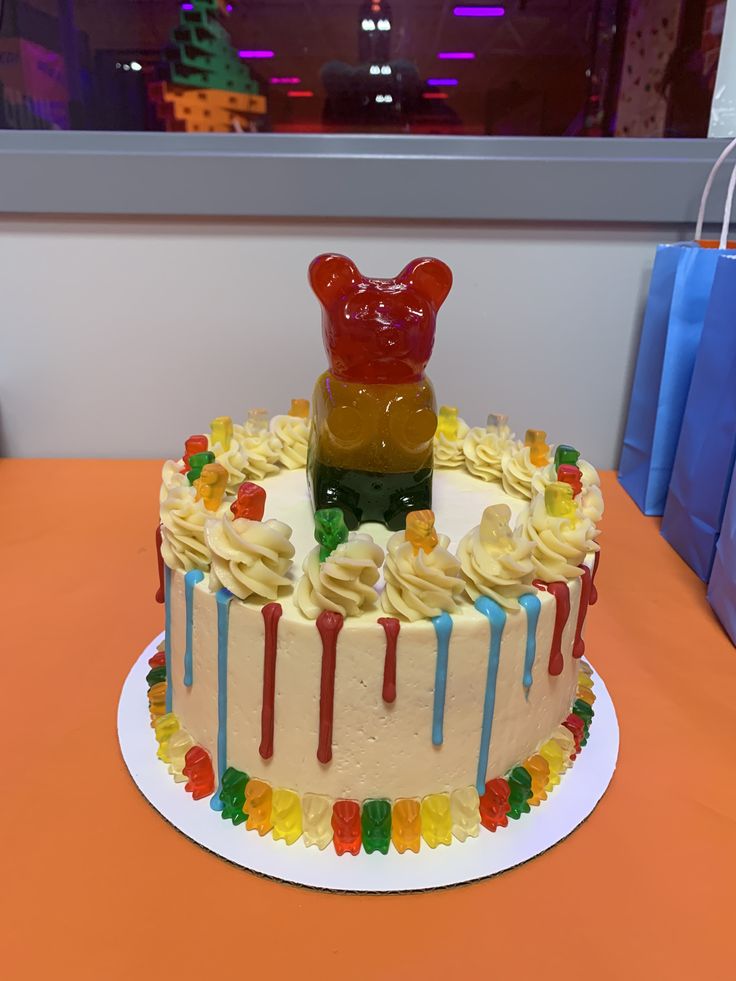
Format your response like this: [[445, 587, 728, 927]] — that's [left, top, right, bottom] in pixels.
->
[[695, 136, 736, 241], [719, 161, 736, 250]]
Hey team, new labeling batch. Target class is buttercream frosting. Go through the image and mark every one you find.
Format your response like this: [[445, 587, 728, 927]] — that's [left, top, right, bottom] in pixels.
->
[[382, 530, 464, 622], [463, 425, 514, 482], [208, 436, 251, 493], [160, 483, 213, 572], [530, 457, 604, 524], [501, 443, 543, 500], [270, 414, 309, 470], [296, 534, 384, 619], [230, 427, 282, 481], [160, 459, 189, 501], [524, 493, 599, 582], [434, 418, 469, 468], [457, 504, 534, 609], [206, 514, 295, 601]]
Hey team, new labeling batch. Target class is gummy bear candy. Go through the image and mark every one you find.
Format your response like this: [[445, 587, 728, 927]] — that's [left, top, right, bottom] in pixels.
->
[[551, 725, 576, 769], [405, 509, 439, 554], [314, 507, 349, 562], [154, 712, 180, 763], [450, 786, 480, 842], [391, 798, 421, 854], [246, 407, 269, 435], [218, 766, 249, 825], [578, 670, 594, 691], [271, 789, 302, 845], [146, 664, 166, 688], [308, 253, 452, 530], [186, 450, 215, 485], [522, 755, 550, 805], [332, 799, 362, 856], [244, 778, 273, 836], [148, 649, 166, 669], [167, 729, 195, 782], [486, 412, 508, 432], [557, 464, 583, 497], [545, 481, 577, 520], [479, 504, 515, 552], [554, 444, 580, 470], [576, 685, 596, 707], [479, 777, 511, 831], [194, 463, 228, 512], [289, 398, 310, 419], [507, 766, 533, 819], [183, 435, 208, 473], [562, 714, 585, 757], [573, 699, 594, 745], [525, 429, 550, 467], [361, 799, 392, 855], [437, 405, 459, 440], [302, 793, 334, 850], [148, 681, 167, 725], [211, 415, 233, 452], [421, 793, 453, 848], [539, 739, 564, 788], [230, 481, 266, 521], [182, 746, 215, 800]]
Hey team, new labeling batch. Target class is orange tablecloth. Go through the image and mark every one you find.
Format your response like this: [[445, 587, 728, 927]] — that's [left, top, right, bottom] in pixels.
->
[[3, 462, 734, 980]]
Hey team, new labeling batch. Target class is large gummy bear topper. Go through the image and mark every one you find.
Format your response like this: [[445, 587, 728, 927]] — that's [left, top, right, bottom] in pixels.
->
[[308, 253, 453, 384]]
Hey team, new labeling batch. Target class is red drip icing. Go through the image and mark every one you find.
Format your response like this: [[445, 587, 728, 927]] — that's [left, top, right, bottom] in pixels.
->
[[378, 617, 400, 703], [155, 524, 165, 604], [533, 579, 571, 676], [573, 566, 592, 659], [589, 550, 601, 605], [316, 610, 344, 764], [259, 602, 283, 760]]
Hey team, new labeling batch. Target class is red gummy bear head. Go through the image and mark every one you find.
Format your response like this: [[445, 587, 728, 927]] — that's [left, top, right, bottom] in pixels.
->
[[309, 253, 453, 384]]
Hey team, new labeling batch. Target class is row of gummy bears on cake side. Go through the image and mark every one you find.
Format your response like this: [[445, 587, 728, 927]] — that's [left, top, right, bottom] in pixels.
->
[[146, 650, 596, 855]]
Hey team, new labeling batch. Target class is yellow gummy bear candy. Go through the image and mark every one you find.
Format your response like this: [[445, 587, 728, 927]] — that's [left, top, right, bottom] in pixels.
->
[[437, 405, 459, 441], [405, 509, 439, 554], [194, 463, 228, 513], [210, 415, 233, 452], [525, 428, 550, 467], [302, 793, 334, 850], [271, 788, 302, 845], [148, 681, 167, 725], [421, 793, 453, 848], [391, 798, 421, 854], [545, 481, 577, 521], [167, 729, 195, 782], [523, 755, 551, 804], [154, 712, 180, 763], [539, 739, 564, 788], [244, 779, 273, 836], [578, 672, 594, 691], [450, 786, 480, 842]]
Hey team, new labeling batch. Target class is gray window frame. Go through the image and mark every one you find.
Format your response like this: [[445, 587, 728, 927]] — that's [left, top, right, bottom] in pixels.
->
[[0, 131, 733, 224]]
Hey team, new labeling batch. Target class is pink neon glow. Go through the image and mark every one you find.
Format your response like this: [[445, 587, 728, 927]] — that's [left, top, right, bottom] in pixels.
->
[[270, 76, 301, 84], [453, 5, 505, 15], [181, 2, 194, 9], [437, 52, 476, 60], [287, 90, 314, 98], [239, 50, 275, 58], [423, 92, 449, 100], [427, 78, 458, 86]]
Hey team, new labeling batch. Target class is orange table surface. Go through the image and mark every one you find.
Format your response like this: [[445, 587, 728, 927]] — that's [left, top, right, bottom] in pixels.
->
[[2, 461, 735, 980]]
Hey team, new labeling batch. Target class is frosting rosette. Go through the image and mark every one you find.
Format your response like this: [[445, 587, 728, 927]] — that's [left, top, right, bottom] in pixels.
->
[[160, 484, 213, 573], [434, 418, 469, 468], [501, 443, 542, 500], [296, 534, 384, 620], [206, 514, 295, 601], [270, 414, 309, 470], [457, 504, 534, 609], [228, 428, 282, 481], [524, 493, 599, 582], [530, 458, 604, 523], [381, 531, 463, 622], [462, 426, 514, 482], [160, 458, 189, 503], [208, 436, 252, 493]]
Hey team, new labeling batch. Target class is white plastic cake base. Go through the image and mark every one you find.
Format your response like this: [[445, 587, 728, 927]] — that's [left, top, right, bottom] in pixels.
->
[[118, 632, 619, 893]]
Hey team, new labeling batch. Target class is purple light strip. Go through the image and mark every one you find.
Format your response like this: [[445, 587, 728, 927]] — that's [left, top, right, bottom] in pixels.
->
[[427, 78, 459, 86], [437, 51, 476, 60], [181, 2, 194, 9], [270, 76, 301, 84], [239, 50, 275, 59], [453, 5, 505, 15]]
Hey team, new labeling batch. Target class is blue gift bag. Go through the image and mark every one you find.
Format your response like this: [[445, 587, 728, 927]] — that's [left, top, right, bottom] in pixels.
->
[[661, 251, 736, 579], [618, 243, 724, 515], [707, 465, 736, 645]]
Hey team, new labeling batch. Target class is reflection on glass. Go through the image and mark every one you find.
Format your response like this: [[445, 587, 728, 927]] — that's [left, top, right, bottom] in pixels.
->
[[0, 0, 725, 136]]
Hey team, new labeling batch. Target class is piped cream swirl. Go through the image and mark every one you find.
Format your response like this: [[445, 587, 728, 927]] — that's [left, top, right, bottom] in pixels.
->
[[270, 414, 308, 470], [160, 459, 188, 504], [524, 493, 599, 582], [381, 531, 463, 622], [160, 483, 213, 572], [206, 514, 295, 600], [296, 534, 384, 620], [229, 427, 282, 481], [501, 443, 544, 500], [457, 504, 534, 609], [434, 418, 470, 468], [463, 426, 514, 482]]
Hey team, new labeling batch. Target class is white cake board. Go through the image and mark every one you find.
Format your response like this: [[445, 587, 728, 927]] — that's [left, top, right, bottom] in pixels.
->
[[118, 632, 619, 893]]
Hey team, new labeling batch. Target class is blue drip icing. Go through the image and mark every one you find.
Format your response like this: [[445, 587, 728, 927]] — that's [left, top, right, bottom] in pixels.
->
[[183, 570, 205, 687], [518, 593, 541, 697], [431, 613, 453, 746], [164, 565, 173, 713], [210, 588, 234, 812], [474, 596, 507, 795]]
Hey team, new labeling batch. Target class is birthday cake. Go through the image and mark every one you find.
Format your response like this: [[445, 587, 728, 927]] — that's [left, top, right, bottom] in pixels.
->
[[149, 254, 602, 855]]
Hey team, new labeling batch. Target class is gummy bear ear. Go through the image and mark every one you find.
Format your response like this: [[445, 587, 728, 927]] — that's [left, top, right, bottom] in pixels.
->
[[398, 257, 453, 310], [309, 254, 360, 306]]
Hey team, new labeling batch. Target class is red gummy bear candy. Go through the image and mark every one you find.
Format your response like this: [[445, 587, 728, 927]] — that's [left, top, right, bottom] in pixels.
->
[[182, 435, 208, 473], [230, 481, 267, 521], [479, 778, 511, 832], [148, 650, 166, 669], [562, 714, 585, 758], [557, 464, 583, 497], [332, 799, 362, 856], [182, 746, 215, 800]]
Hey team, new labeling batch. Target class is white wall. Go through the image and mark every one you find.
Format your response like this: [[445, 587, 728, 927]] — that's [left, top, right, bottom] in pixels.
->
[[0, 216, 680, 469]]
